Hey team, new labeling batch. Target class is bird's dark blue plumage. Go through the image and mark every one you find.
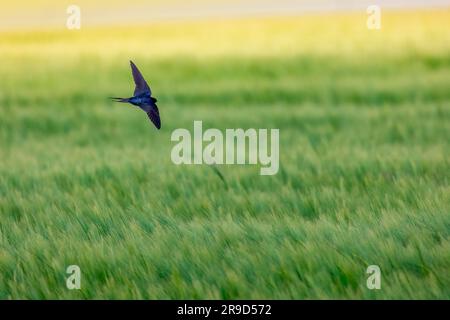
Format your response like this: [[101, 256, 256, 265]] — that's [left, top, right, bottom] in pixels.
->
[[111, 61, 160, 129]]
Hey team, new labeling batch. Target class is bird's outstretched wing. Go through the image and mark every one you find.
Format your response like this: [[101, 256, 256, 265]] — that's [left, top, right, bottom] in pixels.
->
[[130, 60, 151, 96], [147, 106, 161, 130]]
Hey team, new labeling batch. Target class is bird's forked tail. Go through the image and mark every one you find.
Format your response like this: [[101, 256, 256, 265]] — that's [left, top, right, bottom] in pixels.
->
[[110, 97, 130, 103]]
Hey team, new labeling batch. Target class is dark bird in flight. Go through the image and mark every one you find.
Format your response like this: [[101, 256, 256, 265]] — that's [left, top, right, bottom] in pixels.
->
[[111, 61, 160, 129]]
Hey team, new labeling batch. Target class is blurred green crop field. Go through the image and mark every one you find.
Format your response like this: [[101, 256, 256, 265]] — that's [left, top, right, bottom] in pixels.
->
[[0, 10, 449, 299]]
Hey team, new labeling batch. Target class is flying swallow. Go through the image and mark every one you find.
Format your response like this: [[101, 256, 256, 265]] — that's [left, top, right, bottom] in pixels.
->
[[111, 61, 160, 129]]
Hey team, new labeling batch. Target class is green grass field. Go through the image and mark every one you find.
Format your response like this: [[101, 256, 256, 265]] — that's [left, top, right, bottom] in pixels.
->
[[0, 9, 449, 299]]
